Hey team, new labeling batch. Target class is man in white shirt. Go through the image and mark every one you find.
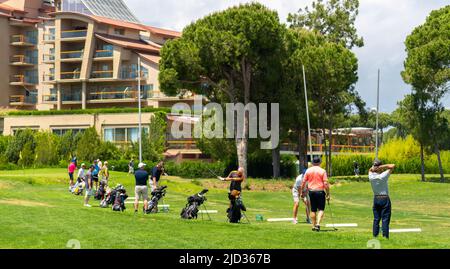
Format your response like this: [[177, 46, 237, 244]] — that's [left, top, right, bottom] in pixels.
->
[[369, 160, 395, 239], [292, 168, 311, 224]]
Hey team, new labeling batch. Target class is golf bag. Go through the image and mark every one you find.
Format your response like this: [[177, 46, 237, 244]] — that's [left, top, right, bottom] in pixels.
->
[[100, 186, 112, 208], [71, 178, 85, 196], [227, 194, 247, 223], [181, 189, 208, 219], [94, 180, 107, 200], [145, 185, 167, 214], [111, 184, 128, 212]]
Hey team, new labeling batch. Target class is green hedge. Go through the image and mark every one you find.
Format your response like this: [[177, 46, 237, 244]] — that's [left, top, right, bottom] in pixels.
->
[[6, 107, 171, 116]]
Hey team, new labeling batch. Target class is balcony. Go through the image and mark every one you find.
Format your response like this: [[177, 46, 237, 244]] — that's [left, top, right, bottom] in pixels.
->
[[43, 72, 55, 83], [89, 89, 138, 102], [10, 75, 37, 86], [10, 55, 35, 66], [61, 30, 87, 40], [42, 93, 82, 103], [10, 35, 37, 46], [9, 95, 37, 106], [61, 50, 83, 61], [91, 70, 113, 79], [119, 69, 148, 80], [61, 71, 81, 80], [94, 50, 113, 59]]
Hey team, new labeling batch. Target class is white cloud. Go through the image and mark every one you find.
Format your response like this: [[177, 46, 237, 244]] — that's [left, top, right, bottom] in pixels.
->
[[125, 0, 450, 112]]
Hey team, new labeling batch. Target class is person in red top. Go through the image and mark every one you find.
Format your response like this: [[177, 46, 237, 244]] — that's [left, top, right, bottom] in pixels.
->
[[68, 161, 77, 190], [301, 156, 330, 231]]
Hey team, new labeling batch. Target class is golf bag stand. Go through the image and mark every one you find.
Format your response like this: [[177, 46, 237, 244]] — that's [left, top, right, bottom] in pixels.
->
[[200, 203, 212, 221]]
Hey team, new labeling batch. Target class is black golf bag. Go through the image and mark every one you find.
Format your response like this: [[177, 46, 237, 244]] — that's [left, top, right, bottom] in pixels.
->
[[94, 180, 107, 200], [145, 185, 167, 214], [227, 194, 247, 223], [111, 185, 128, 211], [181, 189, 208, 219]]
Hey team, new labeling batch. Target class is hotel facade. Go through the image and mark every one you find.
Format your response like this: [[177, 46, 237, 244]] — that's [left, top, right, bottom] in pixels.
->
[[0, 0, 202, 160]]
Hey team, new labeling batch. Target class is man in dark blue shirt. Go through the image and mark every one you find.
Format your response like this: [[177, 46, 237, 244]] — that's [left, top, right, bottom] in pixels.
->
[[151, 161, 165, 191], [134, 162, 149, 213]]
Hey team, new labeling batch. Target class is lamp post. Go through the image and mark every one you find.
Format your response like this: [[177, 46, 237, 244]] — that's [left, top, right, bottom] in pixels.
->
[[138, 56, 142, 163]]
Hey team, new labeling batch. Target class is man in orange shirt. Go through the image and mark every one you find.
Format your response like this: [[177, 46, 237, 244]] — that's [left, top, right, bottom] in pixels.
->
[[301, 156, 330, 231]]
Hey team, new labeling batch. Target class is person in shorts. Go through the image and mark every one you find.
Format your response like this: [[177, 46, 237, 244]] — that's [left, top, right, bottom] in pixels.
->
[[134, 162, 149, 214], [292, 168, 311, 224], [150, 161, 165, 191], [92, 159, 100, 190], [128, 158, 135, 175], [68, 160, 76, 190], [83, 165, 95, 207], [100, 161, 110, 184], [300, 157, 330, 232]]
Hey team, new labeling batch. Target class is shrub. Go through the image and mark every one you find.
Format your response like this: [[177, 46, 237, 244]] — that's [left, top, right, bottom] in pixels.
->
[[75, 127, 100, 162], [5, 129, 36, 164], [97, 141, 121, 161], [34, 132, 60, 166]]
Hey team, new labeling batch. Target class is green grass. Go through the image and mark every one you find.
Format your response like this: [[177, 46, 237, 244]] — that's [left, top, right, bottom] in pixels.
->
[[0, 169, 449, 249]]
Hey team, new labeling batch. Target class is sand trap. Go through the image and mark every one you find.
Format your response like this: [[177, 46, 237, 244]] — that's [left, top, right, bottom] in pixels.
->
[[0, 199, 54, 207]]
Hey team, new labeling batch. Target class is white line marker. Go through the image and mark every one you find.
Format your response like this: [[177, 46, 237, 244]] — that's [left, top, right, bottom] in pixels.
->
[[199, 210, 218, 214], [267, 218, 294, 222], [326, 223, 358, 228], [390, 228, 422, 233]]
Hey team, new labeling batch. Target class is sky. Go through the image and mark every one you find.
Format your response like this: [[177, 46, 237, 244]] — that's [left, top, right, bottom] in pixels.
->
[[125, 0, 450, 112]]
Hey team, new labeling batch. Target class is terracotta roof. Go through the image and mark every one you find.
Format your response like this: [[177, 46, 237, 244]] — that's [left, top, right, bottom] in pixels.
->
[[95, 33, 160, 53], [144, 25, 181, 38], [137, 53, 161, 64], [90, 15, 146, 31], [0, 3, 27, 13]]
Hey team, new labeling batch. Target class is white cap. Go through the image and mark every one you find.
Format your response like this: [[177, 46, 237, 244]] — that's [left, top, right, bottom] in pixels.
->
[[138, 162, 146, 168]]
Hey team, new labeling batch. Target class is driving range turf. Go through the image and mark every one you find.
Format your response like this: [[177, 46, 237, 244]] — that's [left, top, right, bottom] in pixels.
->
[[0, 168, 449, 249]]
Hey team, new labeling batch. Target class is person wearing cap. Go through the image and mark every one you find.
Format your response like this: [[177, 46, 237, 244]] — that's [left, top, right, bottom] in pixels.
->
[[83, 165, 95, 207], [77, 163, 86, 183], [128, 158, 135, 175], [292, 167, 312, 224], [134, 162, 149, 213], [100, 161, 109, 184], [150, 161, 165, 192], [300, 156, 330, 231], [369, 160, 396, 239]]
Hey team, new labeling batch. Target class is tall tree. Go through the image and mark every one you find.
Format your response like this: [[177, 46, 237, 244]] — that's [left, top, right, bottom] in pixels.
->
[[159, 3, 286, 176], [402, 5, 450, 182], [287, 0, 364, 49]]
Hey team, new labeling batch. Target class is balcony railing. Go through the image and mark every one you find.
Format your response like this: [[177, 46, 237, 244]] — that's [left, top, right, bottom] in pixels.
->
[[91, 70, 113, 79], [61, 50, 83, 59], [10, 35, 37, 45], [119, 70, 148, 80], [279, 143, 375, 153], [94, 50, 113, 58], [42, 93, 82, 102], [10, 75, 37, 84], [61, 30, 87, 39], [61, 71, 81, 80], [9, 95, 37, 105], [43, 54, 55, 62], [89, 90, 138, 100], [10, 55, 35, 65]]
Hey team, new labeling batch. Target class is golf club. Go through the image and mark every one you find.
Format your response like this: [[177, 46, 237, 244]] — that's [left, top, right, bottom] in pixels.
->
[[327, 199, 338, 231]]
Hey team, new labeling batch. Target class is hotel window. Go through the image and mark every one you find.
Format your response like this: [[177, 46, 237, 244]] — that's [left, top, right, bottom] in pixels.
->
[[103, 127, 149, 143], [114, 28, 125, 36], [52, 128, 86, 136]]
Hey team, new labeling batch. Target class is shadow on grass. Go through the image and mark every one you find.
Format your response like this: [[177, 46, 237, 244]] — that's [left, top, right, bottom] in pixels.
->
[[422, 177, 450, 184]]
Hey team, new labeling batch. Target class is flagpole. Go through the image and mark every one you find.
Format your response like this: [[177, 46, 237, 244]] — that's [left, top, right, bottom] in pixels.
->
[[138, 56, 142, 163], [303, 65, 313, 164], [375, 69, 380, 160]]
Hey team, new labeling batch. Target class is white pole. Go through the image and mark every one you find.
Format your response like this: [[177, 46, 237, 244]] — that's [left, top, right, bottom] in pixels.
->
[[375, 69, 380, 160], [303, 65, 313, 164], [138, 56, 142, 163]]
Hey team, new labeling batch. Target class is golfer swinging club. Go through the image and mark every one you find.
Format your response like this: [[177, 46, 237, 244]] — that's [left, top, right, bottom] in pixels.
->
[[369, 160, 395, 239], [218, 167, 246, 212], [300, 157, 330, 231]]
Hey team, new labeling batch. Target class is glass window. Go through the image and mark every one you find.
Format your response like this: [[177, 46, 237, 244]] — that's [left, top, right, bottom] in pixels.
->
[[103, 128, 114, 142], [127, 128, 138, 143], [114, 128, 126, 142]]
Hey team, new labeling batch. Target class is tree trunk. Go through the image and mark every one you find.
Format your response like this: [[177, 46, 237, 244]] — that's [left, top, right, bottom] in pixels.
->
[[420, 142, 425, 182], [322, 127, 328, 170], [328, 120, 333, 177], [434, 142, 445, 183], [235, 59, 251, 178], [272, 147, 280, 178], [298, 129, 307, 171]]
